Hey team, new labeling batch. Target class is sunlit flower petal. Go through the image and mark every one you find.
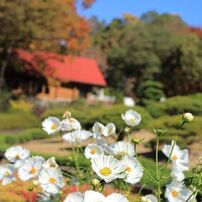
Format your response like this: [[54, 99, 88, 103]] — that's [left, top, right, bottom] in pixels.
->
[[111, 141, 135, 157], [39, 167, 64, 195], [5, 145, 30, 168], [122, 109, 141, 126], [91, 155, 125, 183], [121, 155, 143, 184], [84, 144, 104, 159], [0, 164, 16, 185], [42, 116, 60, 135], [60, 117, 81, 131], [165, 181, 196, 202], [63, 130, 92, 144], [18, 156, 45, 181], [64, 192, 84, 202], [141, 194, 158, 202]]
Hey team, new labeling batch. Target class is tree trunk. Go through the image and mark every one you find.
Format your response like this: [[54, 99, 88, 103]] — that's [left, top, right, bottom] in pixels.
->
[[0, 47, 12, 94]]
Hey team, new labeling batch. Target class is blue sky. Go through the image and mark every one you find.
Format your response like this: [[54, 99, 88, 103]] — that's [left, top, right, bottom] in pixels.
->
[[77, 0, 202, 26]]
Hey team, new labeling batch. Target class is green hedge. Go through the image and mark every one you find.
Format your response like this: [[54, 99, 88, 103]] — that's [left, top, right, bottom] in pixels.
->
[[146, 93, 202, 118], [0, 128, 47, 151], [0, 109, 39, 130], [147, 115, 202, 147], [41, 104, 152, 131]]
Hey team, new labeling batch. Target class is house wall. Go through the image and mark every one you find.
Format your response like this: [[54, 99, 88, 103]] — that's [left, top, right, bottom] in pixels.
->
[[36, 85, 79, 101]]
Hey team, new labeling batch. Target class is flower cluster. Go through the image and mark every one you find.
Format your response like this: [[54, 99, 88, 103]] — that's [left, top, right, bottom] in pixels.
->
[[1, 145, 64, 199], [162, 141, 196, 201], [0, 110, 197, 202]]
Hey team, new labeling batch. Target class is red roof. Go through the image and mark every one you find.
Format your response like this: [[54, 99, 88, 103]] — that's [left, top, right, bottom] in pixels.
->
[[15, 49, 107, 86]]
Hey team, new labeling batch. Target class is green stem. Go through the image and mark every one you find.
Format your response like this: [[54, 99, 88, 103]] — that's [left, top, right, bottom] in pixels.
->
[[184, 192, 195, 202], [160, 121, 185, 177], [72, 145, 82, 182], [136, 154, 158, 184], [156, 137, 161, 202]]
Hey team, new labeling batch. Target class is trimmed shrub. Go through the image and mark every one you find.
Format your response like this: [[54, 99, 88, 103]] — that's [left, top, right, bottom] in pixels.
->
[[0, 128, 47, 151], [137, 80, 165, 104], [0, 110, 39, 129], [147, 115, 202, 147], [146, 93, 202, 118]]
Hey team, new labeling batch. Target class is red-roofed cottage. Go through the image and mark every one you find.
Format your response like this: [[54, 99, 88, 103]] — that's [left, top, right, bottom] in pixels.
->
[[11, 49, 106, 101]]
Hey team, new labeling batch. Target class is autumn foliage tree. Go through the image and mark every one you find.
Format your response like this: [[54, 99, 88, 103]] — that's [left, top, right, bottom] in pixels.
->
[[0, 0, 95, 92]]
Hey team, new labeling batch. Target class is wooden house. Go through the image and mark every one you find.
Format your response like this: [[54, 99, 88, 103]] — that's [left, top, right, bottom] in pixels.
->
[[11, 49, 106, 101]]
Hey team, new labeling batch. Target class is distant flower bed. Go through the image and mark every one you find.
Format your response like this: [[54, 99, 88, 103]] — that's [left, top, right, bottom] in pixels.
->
[[0, 109, 201, 202]]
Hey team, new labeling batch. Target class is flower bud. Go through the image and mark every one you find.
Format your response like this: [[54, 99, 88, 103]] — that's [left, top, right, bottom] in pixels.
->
[[91, 179, 100, 187], [154, 128, 166, 136], [183, 112, 194, 123], [124, 127, 131, 133], [33, 180, 39, 186], [131, 137, 143, 145], [63, 111, 72, 119]]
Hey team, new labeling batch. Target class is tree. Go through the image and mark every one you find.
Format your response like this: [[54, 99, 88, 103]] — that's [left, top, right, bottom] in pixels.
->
[[0, 0, 94, 92], [93, 11, 202, 97]]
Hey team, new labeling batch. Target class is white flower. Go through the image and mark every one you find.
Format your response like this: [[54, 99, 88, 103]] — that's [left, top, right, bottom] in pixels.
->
[[122, 109, 141, 126], [183, 112, 194, 123], [111, 141, 135, 157], [96, 138, 113, 154], [165, 181, 196, 202], [92, 122, 105, 138], [64, 191, 129, 202], [64, 192, 84, 202], [5, 145, 30, 168], [63, 130, 92, 144], [60, 117, 81, 131], [91, 155, 125, 183], [104, 193, 128, 202], [103, 123, 116, 137], [0, 164, 16, 185], [18, 156, 45, 181], [84, 190, 105, 202], [42, 116, 60, 135], [121, 156, 143, 184], [171, 167, 185, 182], [38, 167, 64, 195], [43, 157, 59, 169], [141, 194, 158, 202], [162, 141, 189, 171], [84, 144, 104, 159]]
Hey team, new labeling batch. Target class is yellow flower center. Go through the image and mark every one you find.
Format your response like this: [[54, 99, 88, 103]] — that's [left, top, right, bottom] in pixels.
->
[[30, 167, 37, 175], [15, 154, 20, 160], [171, 190, 179, 198], [49, 177, 56, 184], [130, 117, 136, 123], [172, 155, 178, 161], [121, 150, 128, 155], [90, 148, 97, 155], [126, 166, 132, 173], [51, 123, 58, 130], [4, 171, 10, 177], [100, 167, 112, 176]]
